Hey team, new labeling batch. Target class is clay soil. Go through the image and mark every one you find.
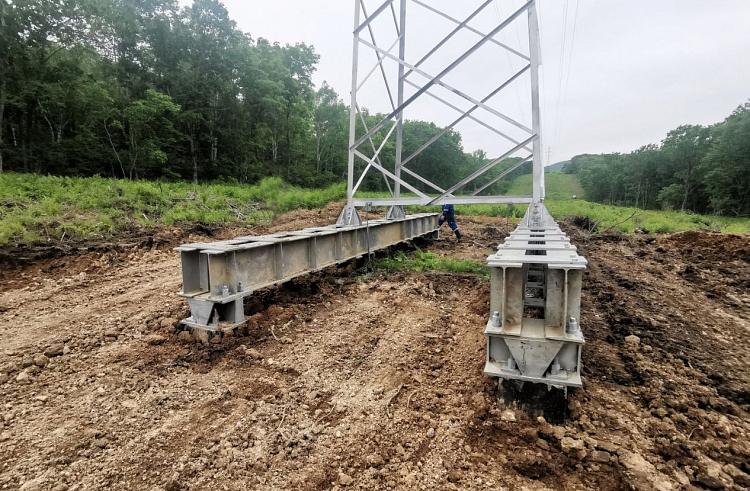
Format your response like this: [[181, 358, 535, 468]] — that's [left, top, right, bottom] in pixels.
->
[[0, 204, 748, 491]]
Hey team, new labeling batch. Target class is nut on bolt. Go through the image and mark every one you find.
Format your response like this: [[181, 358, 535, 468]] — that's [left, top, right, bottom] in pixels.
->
[[567, 317, 579, 334]]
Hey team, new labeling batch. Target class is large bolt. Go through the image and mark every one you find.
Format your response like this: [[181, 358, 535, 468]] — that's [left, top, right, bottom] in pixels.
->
[[237, 282, 244, 293], [550, 357, 561, 375], [490, 311, 501, 328], [222, 285, 230, 297], [507, 357, 516, 370], [567, 317, 579, 334]]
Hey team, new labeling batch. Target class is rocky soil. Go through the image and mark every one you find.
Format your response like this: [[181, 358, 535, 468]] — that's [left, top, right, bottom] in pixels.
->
[[0, 206, 748, 490]]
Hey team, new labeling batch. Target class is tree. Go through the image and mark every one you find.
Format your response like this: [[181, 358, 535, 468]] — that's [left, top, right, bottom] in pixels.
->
[[0, 0, 86, 173], [702, 102, 750, 216], [661, 124, 711, 212], [114, 89, 181, 179], [313, 82, 347, 179]]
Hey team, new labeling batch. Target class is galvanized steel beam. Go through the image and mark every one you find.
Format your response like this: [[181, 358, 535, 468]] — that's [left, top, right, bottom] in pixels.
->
[[352, 196, 533, 206], [484, 203, 587, 388], [176, 213, 439, 341]]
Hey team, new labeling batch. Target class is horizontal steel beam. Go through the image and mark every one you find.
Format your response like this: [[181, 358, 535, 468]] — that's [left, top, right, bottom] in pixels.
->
[[175, 213, 440, 336], [352, 196, 533, 206]]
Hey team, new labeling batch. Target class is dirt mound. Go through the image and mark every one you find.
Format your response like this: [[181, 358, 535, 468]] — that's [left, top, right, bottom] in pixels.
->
[[0, 215, 748, 490], [663, 230, 750, 266]]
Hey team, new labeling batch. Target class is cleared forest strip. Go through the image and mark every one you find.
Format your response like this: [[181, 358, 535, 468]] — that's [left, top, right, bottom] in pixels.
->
[[1, 173, 747, 246]]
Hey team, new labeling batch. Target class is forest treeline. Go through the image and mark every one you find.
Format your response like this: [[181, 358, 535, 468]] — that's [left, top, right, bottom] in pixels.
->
[[3, 1, 746, 215], [563, 103, 750, 217], [0, 0, 530, 194]]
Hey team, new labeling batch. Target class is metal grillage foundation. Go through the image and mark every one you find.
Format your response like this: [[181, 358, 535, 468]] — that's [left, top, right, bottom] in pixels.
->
[[175, 213, 439, 342], [484, 203, 587, 388]]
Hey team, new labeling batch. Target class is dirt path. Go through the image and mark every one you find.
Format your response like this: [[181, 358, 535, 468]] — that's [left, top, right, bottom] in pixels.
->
[[0, 211, 748, 490]]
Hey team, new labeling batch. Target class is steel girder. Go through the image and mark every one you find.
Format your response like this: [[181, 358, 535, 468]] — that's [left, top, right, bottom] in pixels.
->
[[176, 213, 439, 341], [484, 203, 588, 388]]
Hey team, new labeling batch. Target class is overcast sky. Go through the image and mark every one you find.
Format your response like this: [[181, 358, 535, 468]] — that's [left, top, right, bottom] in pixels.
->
[[180, 0, 750, 165]]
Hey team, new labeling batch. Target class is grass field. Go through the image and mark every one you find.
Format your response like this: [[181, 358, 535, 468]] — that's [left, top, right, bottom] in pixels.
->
[[0, 171, 747, 245], [374, 250, 488, 277], [0, 173, 346, 244]]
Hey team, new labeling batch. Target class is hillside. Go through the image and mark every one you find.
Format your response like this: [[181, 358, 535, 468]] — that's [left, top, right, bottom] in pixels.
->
[[544, 161, 569, 173], [505, 173, 584, 201]]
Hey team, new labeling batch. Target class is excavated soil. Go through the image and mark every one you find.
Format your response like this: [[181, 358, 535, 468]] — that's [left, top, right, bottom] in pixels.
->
[[0, 207, 748, 491]]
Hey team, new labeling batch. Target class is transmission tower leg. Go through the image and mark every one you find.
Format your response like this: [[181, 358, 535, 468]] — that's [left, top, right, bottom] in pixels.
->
[[529, 2, 545, 202], [386, 205, 406, 220], [389, 0, 408, 222], [339, 0, 363, 227]]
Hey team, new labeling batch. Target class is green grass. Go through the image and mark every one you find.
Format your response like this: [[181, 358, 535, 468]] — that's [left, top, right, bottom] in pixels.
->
[[0, 173, 345, 244], [508, 173, 585, 200], [374, 250, 488, 277], [545, 200, 749, 234], [359, 173, 748, 234], [516, 173, 748, 233], [1, 171, 747, 245]]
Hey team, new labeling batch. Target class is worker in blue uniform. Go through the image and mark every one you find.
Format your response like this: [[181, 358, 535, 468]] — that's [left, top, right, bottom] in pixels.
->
[[438, 204, 462, 241]]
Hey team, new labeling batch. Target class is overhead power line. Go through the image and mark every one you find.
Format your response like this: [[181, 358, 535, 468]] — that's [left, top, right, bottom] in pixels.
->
[[493, 0, 527, 128], [550, 0, 570, 164], [554, 0, 580, 159]]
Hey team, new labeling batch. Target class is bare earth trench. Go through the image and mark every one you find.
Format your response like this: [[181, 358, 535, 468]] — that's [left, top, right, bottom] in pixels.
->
[[0, 205, 748, 491]]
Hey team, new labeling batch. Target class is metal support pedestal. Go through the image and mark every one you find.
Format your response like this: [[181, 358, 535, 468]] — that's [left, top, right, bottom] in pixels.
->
[[484, 203, 587, 388], [386, 205, 406, 220], [337, 205, 363, 226]]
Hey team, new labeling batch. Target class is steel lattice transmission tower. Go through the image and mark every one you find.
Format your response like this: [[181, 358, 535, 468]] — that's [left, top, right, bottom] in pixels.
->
[[338, 0, 545, 225]]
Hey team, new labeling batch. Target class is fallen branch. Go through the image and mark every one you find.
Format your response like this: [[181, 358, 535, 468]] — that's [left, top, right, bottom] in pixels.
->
[[469, 239, 490, 249], [406, 390, 417, 409], [599, 212, 637, 234], [270, 324, 279, 340], [0, 199, 28, 208], [314, 404, 337, 425]]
